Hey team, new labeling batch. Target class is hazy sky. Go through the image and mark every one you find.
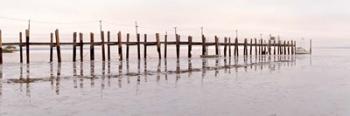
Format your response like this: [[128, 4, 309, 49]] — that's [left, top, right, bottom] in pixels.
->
[[0, 0, 349, 43]]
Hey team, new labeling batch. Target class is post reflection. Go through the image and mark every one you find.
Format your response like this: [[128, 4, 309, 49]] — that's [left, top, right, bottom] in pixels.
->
[[73, 62, 77, 88], [1, 55, 302, 97], [79, 62, 84, 88], [55, 63, 61, 95], [157, 60, 161, 82], [25, 64, 30, 97], [164, 59, 168, 81], [144, 59, 148, 82], [90, 61, 95, 88], [117, 60, 123, 88]]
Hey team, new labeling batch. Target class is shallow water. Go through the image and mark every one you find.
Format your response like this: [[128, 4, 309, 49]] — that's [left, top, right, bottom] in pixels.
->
[[1, 48, 350, 116]]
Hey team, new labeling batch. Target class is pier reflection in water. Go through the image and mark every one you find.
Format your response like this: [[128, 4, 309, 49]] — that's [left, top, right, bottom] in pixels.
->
[[1, 55, 298, 97]]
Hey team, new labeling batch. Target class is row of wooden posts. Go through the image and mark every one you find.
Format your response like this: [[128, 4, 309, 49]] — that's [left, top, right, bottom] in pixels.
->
[[0, 29, 297, 64]]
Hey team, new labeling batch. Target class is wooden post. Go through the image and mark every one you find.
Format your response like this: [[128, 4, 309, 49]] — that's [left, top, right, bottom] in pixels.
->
[[202, 35, 206, 56], [55, 29, 62, 63], [276, 40, 281, 55], [90, 32, 95, 61], [234, 37, 238, 57], [224, 37, 227, 57], [229, 38, 232, 57], [137, 33, 141, 60], [284, 41, 287, 55], [79, 33, 83, 62], [260, 39, 263, 55], [25, 29, 30, 63], [268, 40, 271, 55], [73, 32, 77, 62], [188, 36, 192, 58], [0, 30, 2, 64], [295, 41, 297, 54], [50, 33, 54, 62], [281, 40, 284, 55], [156, 33, 161, 59], [278, 40, 281, 55], [164, 34, 167, 58], [107, 31, 111, 60], [274, 40, 276, 55], [281, 40, 283, 55], [243, 38, 247, 56], [118, 32, 123, 60], [291, 40, 294, 55], [101, 31, 106, 61], [126, 33, 129, 60], [263, 40, 266, 55], [255, 38, 257, 56], [144, 34, 147, 59], [287, 41, 290, 55], [250, 39, 253, 55], [176, 34, 180, 58], [19, 32, 23, 63], [282, 40, 285, 55], [215, 36, 219, 56]]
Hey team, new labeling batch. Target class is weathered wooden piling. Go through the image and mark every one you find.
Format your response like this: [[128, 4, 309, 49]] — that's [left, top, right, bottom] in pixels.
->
[[255, 38, 257, 56], [107, 31, 111, 60], [101, 31, 106, 61], [263, 40, 266, 55], [126, 33, 130, 60], [79, 33, 83, 62], [19, 32, 23, 63], [291, 40, 294, 54], [25, 29, 30, 63], [176, 34, 180, 58], [202, 35, 206, 56], [243, 38, 247, 56], [260, 39, 263, 55], [0, 30, 2, 64], [188, 36, 192, 58], [278, 40, 281, 55], [234, 37, 238, 57], [283, 41, 287, 55], [137, 34, 141, 60], [287, 41, 290, 55], [144, 34, 147, 59], [250, 39, 253, 55], [215, 36, 219, 56], [55, 29, 62, 62], [229, 38, 232, 57], [164, 34, 168, 58], [273, 40, 276, 55], [268, 40, 271, 55], [90, 33, 94, 61], [156, 33, 161, 59], [50, 33, 54, 62], [73, 32, 77, 62], [118, 32, 123, 60], [224, 37, 227, 57], [294, 41, 297, 54]]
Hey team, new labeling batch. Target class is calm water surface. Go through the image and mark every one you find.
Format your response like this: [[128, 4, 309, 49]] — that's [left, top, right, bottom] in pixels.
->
[[0, 48, 349, 116]]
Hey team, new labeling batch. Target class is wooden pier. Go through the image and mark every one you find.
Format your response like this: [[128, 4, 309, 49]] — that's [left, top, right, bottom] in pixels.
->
[[0, 29, 297, 64]]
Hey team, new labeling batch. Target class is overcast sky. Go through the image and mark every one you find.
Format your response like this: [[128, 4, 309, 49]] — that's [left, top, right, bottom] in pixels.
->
[[0, 0, 349, 44]]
